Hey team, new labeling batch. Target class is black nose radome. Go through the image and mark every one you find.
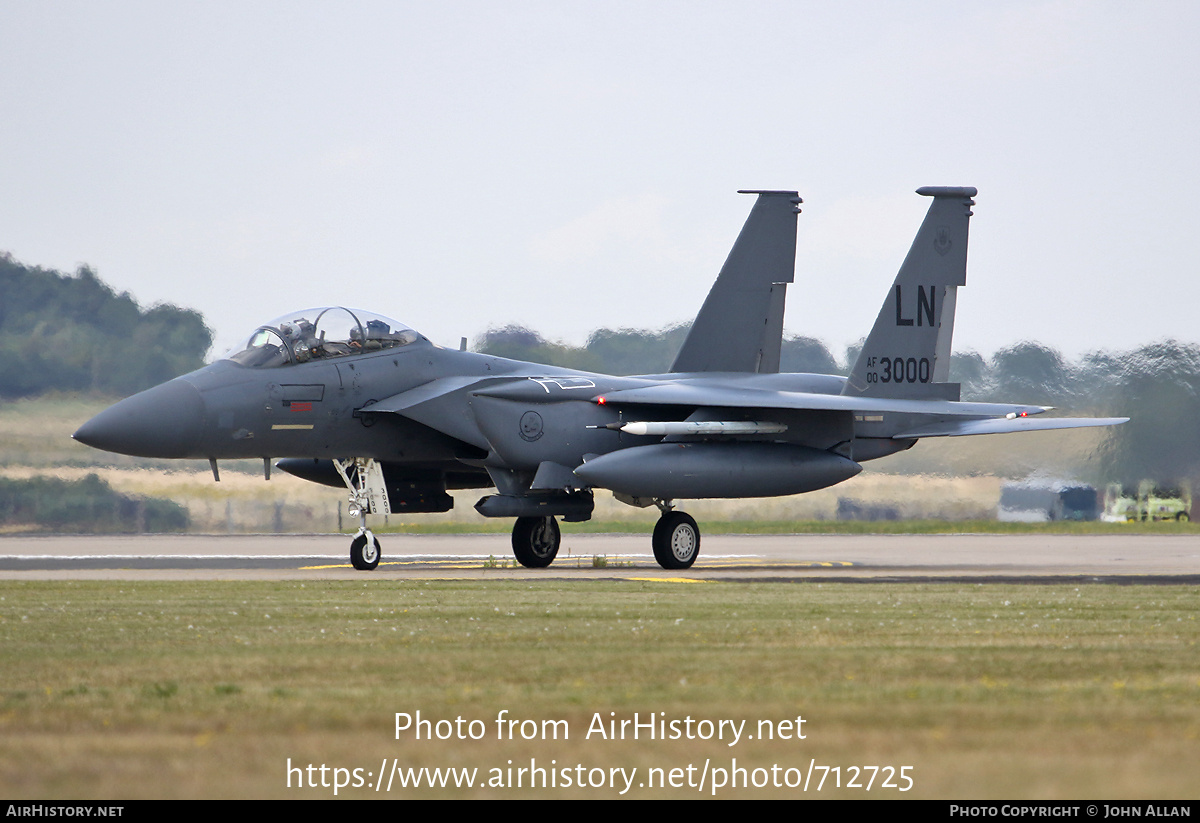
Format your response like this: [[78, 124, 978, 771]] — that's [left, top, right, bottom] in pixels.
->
[[74, 379, 204, 458]]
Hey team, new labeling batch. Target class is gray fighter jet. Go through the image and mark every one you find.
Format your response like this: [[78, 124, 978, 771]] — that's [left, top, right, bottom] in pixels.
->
[[74, 187, 1126, 570]]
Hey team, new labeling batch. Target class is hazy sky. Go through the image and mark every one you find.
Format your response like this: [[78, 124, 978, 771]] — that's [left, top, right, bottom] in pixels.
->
[[3, 2, 1198, 362]]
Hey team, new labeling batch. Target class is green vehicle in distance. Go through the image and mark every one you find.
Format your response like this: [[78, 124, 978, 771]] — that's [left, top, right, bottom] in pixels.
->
[[1102, 481, 1191, 522]]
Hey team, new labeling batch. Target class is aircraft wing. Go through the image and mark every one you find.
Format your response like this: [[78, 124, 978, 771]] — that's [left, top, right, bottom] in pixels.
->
[[893, 416, 1129, 439], [594, 382, 1126, 438], [594, 383, 1049, 418]]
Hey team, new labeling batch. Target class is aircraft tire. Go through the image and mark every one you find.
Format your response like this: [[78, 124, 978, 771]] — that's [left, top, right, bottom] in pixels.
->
[[350, 533, 381, 571], [1177, 512, 1190, 522], [652, 511, 700, 570], [512, 516, 560, 568]]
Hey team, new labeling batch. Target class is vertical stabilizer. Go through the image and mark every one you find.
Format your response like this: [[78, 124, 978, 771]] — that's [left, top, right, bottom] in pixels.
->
[[670, 190, 801, 373], [843, 186, 976, 399]]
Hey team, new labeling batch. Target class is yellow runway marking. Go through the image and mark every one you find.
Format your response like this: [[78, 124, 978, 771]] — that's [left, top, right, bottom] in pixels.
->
[[701, 559, 854, 568]]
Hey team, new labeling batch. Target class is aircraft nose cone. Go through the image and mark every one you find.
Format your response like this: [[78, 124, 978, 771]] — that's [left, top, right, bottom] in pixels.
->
[[73, 379, 204, 458]]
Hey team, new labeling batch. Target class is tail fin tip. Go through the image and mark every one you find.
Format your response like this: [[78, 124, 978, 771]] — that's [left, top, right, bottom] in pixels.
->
[[916, 186, 977, 198], [738, 189, 803, 210]]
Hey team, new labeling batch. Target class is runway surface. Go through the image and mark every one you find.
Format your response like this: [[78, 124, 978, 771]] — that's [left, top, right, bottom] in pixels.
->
[[2, 532, 1198, 583]]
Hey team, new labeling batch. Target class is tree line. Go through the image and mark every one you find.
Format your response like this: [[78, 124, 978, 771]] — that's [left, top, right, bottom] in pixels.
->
[[0, 474, 189, 533], [0, 253, 212, 397]]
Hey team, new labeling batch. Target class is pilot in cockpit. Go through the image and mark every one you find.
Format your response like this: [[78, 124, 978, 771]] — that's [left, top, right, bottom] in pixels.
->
[[229, 309, 422, 368], [279, 318, 319, 362]]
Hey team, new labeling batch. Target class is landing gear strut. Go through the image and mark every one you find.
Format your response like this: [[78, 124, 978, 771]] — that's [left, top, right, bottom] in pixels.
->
[[334, 458, 388, 571], [511, 516, 560, 568]]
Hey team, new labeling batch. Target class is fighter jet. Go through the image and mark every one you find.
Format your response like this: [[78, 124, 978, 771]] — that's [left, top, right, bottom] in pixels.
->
[[73, 187, 1126, 571]]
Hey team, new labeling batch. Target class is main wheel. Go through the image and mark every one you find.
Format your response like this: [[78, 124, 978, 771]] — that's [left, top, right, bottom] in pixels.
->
[[350, 533, 381, 570], [1177, 511, 1190, 522], [652, 511, 700, 570], [512, 516, 560, 568]]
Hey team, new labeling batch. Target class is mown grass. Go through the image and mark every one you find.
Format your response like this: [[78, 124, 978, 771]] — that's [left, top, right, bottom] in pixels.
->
[[0, 580, 1196, 799]]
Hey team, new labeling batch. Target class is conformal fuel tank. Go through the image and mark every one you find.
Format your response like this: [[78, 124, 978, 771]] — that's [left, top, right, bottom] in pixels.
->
[[573, 442, 862, 499]]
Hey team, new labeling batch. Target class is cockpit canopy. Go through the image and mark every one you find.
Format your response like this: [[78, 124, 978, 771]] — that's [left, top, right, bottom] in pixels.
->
[[227, 307, 423, 368]]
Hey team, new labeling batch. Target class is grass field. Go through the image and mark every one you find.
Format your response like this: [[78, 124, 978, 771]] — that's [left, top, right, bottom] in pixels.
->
[[1, 579, 1196, 799]]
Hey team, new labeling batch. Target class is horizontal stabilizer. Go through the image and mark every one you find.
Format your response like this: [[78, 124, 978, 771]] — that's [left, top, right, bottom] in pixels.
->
[[893, 416, 1128, 439]]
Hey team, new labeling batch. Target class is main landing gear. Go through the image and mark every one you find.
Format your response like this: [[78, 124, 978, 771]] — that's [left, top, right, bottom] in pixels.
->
[[511, 516, 561, 568], [506, 502, 699, 571], [652, 510, 700, 570]]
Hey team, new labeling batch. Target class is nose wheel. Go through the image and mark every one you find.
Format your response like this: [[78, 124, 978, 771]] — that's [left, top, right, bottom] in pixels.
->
[[350, 529, 381, 570]]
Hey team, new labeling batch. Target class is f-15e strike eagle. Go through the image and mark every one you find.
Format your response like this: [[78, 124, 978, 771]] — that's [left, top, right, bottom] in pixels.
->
[[74, 187, 1126, 570]]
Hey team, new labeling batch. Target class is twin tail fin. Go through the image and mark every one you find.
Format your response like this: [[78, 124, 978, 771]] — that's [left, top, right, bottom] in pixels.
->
[[670, 190, 801, 374], [843, 186, 977, 400]]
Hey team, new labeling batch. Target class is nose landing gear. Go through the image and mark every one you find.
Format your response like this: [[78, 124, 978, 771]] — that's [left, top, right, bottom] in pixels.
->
[[334, 458, 389, 571]]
